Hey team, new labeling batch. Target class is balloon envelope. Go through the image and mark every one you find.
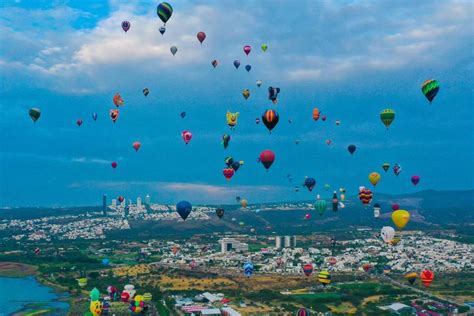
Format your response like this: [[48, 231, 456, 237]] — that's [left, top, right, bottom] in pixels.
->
[[421, 79, 440, 103], [157, 2, 173, 24], [170, 46, 177, 55], [392, 210, 410, 229], [176, 201, 192, 220], [259, 150, 275, 170], [411, 175, 420, 185], [233, 60, 240, 69], [197, 31, 206, 43], [348, 144, 356, 154], [29, 108, 41, 122], [243, 45, 251, 55], [121, 21, 130, 32]]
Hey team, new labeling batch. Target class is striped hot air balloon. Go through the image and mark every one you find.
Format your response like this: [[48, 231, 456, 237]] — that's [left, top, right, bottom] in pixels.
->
[[404, 272, 418, 285], [312, 108, 320, 121], [243, 262, 254, 277], [420, 270, 434, 287], [297, 308, 311, 316], [157, 2, 173, 25], [302, 263, 313, 277], [317, 270, 331, 286], [262, 109, 279, 133], [358, 187, 373, 206], [421, 79, 440, 103], [380, 109, 395, 129]]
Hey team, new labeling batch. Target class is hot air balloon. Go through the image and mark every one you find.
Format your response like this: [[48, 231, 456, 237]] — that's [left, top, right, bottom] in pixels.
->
[[34, 248, 40, 255], [76, 119, 82, 126], [303, 263, 313, 277], [157, 2, 173, 25], [222, 134, 230, 149], [312, 108, 320, 121], [262, 109, 279, 133], [159, 26, 166, 35], [383, 265, 391, 274], [405, 272, 418, 285], [304, 177, 316, 192], [256, 80, 262, 87], [245, 64, 251, 72], [421, 79, 440, 103], [91, 112, 98, 121], [381, 226, 395, 243], [255, 117, 260, 124], [382, 163, 390, 172], [362, 264, 372, 273], [304, 213, 311, 220], [118, 196, 124, 203], [318, 271, 331, 286], [29, 108, 41, 122], [240, 199, 248, 208], [107, 286, 118, 300], [226, 111, 239, 129], [181, 130, 192, 145], [259, 150, 275, 170], [261, 44, 268, 52], [242, 89, 250, 100], [332, 191, 339, 212], [176, 201, 192, 220], [121, 291, 130, 302], [223, 168, 235, 181], [102, 258, 110, 266], [172, 245, 179, 255], [90, 287, 100, 301], [373, 203, 381, 218], [358, 187, 373, 206], [339, 188, 346, 201], [297, 308, 311, 316], [391, 203, 400, 211], [113, 93, 124, 107], [321, 115, 327, 121], [77, 278, 88, 287], [380, 109, 395, 129], [90, 300, 103, 316], [110, 109, 119, 123], [328, 257, 337, 265], [393, 163, 402, 176], [392, 209, 410, 229], [243, 262, 254, 277], [190, 260, 197, 269], [420, 270, 434, 287], [225, 156, 234, 167], [231, 161, 242, 172], [411, 175, 420, 186], [368, 172, 381, 186], [121, 21, 130, 33], [326, 139, 332, 145], [211, 59, 218, 68], [324, 184, 331, 191], [233, 60, 240, 69], [268, 87, 280, 104], [196, 31, 206, 44], [141, 88, 149, 97], [180, 111, 186, 119], [335, 120, 341, 126], [132, 141, 141, 152], [129, 295, 145, 313], [314, 195, 327, 216], [243, 45, 251, 55], [347, 144, 356, 154], [170, 46, 177, 55], [216, 208, 224, 219]]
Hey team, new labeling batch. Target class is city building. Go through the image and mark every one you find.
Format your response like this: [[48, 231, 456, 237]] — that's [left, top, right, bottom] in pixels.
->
[[137, 197, 142, 207], [111, 199, 117, 207], [220, 238, 248, 253], [275, 236, 282, 249], [102, 194, 107, 216], [284, 235, 297, 248], [145, 194, 151, 205]]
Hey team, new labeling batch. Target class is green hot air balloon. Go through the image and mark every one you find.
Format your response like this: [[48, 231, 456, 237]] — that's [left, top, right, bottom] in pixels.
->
[[261, 44, 268, 52], [157, 2, 173, 25], [421, 79, 440, 103], [314, 195, 327, 216], [29, 108, 41, 122], [380, 109, 395, 129]]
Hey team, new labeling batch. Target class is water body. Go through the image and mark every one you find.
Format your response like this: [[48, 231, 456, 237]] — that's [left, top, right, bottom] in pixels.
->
[[0, 276, 69, 315]]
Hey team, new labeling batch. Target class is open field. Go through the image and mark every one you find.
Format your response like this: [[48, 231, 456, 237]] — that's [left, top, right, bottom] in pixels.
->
[[0, 262, 37, 277], [158, 275, 238, 291]]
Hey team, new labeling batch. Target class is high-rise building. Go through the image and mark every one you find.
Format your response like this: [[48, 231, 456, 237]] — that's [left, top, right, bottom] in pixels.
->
[[219, 238, 248, 253], [275, 236, 283, 249], [284, 235, 297, 248], [145, 194, 151, 205], [137, 197, 142, 207], [124, 206, 129, 218], [102, 194, 107, 216]]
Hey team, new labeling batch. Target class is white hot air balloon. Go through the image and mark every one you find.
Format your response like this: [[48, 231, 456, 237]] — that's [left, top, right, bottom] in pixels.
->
[[381, 226, 395, 243]]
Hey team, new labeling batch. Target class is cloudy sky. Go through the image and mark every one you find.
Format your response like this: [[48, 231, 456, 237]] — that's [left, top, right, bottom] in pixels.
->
[[0, 0, 473, 206]]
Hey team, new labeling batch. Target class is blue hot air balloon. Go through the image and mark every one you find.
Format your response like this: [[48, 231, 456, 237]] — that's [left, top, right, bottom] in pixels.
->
[[233, 60, 240, 69], [245, 65, 251, 72], [92, 113, 98, 121], [176, 201, 192, 220], [304, 177, 316, 192], [102, 258, 110, 266], [243, 262, 254, 277], [347, 144, 356, 155]]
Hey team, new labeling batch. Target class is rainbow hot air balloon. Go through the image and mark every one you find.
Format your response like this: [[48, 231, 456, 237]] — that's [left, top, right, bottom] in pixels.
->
[[405, 272, 418, 285], [259, 150, 275, 170], [262, 109, 279, 133], [303, 263, 313, 277], [243, 45, 251, 55], [181, 130, 192, 145], [318, 270, 331, 286], [29, 108, 41, 122], [392, 209, 410, 229], [157, 2, 173, 25], [380, 109, 395, 129], [121, 21, 130, 33], [196, 31, 206, 44], [421, 79, 440, 103], [368, 172, 381, 186], [420, 270, 434, 287], [176, 201, 192, 220], [411, 175, 420, 186]]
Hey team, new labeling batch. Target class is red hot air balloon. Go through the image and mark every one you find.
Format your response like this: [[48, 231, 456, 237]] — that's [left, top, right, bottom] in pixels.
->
[[391, 203, 400, 211], [259, 150, 275, 170], [118, 196, 125, 203], [111, 162, 117, 169], [411, 175, 420, 186], [358, 186, 373, 206], [76, 119, 83, 126], [243, 45, 251, 55], [182, 130, 192, 145], [302, 263, 313, 277], [362, 263, 373, 273], [132, 141, 141, 152], [197, 31, 206, 44], [223, 168, 235, 181], [420, 270, 434, 287], [328, 257, 337, 265]]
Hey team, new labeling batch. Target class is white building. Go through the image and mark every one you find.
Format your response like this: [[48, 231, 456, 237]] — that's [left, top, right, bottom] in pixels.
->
[[137, 197, 142, 207], [220, 238, 248, 253], [275, 236, 283, 249], [284, 236, 297, 248], [111, 199, 117, 207]]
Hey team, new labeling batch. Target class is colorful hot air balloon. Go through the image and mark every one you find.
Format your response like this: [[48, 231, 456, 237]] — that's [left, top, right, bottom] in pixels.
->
[[380, 109, 395, 129], [242, 89, 250, 100], [121, 21, 130, 33], [157, 2, 173, 25], [391, 203, 400, 211], [303, 263, 313, 277], [358, 187, 373, 206], [382, 163, 390, 172], [324, 184, 330, 191], [224, 156, 234, 167], [29, 108, 41, 122], [392, 209, 410, 229], [318, 271, 331, 286], [420, 270, 434, 287], [172, 245, 179, 255], [110, 109, 119, 123], [176, 201, 192, 220], [222, 134, 230, 149], [196, 31, 206, 44], [102, 258, 110, 266], [405, 272, 418, 285], [216, 208, 224, 219], [245, 64, 251, 72], [421, 79, 440, 103], [181, 130, 192, 145], [347, 144, 356, 155], [368, 172, 381, 186], [268, 87, 280, 104], [243, 45, 251, 56], [297, 308, 311, 316], [226, 111, 239, 129], [113, 93, 124, 107], [211, 59, 218, 68], [328, 257, 337, 265], [256, 80, 262, 87], [381, 226, 395, 243], [243, 262, 254, 277], [373, 203, 381, 218], [393, 163, 402, 176], [304, 177, 316, 192], [159, 26, 166, 35], [90, 300, 103, 316], [259, 150, 275, 170], [170, 46, 177, 55], [262, 109, 279, 133], [261, 44, 268, 52], [332, 191, 339, 212], [314, 195, 327, 216], [111, 161, 117, 169], [132, 141, 141, 152], [223, 168, 235, 181], [233, 60, 240, 69], [411, 175, 420, 186], [76, 119, 83, 126]]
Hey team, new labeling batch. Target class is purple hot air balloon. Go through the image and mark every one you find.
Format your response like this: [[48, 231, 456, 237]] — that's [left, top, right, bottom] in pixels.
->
[[411, 175, 420, 186], [243, 45, 251, 56], [197, 31, 206, 44], [121, 21, 131, 33], [233, 60, 240, 69]]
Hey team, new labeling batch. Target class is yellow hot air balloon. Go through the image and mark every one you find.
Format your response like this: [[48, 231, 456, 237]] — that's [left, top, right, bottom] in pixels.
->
[[318, 270, 331, 286], [90, 300, 103, 316], [392, 210, 410, 229], [240, 199, 248, 208], [368, 172, 381, 186]]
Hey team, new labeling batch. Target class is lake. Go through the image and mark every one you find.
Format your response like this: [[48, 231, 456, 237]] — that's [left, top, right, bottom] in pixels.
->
[[0, 276, 69, 315]]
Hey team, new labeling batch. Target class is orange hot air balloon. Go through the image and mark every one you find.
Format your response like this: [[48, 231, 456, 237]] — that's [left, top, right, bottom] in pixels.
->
[[420, 270, 434, 287], [113, 93, 124, 107], [132, 141, 141, 152], [312, 108, 320, 121], [172, 245, 179, 256]]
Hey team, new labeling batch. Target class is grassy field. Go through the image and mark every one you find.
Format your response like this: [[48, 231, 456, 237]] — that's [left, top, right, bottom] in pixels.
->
[[158, 275, 238, 291], [0, 262, 37, 277]]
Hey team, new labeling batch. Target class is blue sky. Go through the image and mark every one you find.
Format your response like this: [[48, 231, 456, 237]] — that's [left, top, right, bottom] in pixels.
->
[[0, 0, 473, 206]]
